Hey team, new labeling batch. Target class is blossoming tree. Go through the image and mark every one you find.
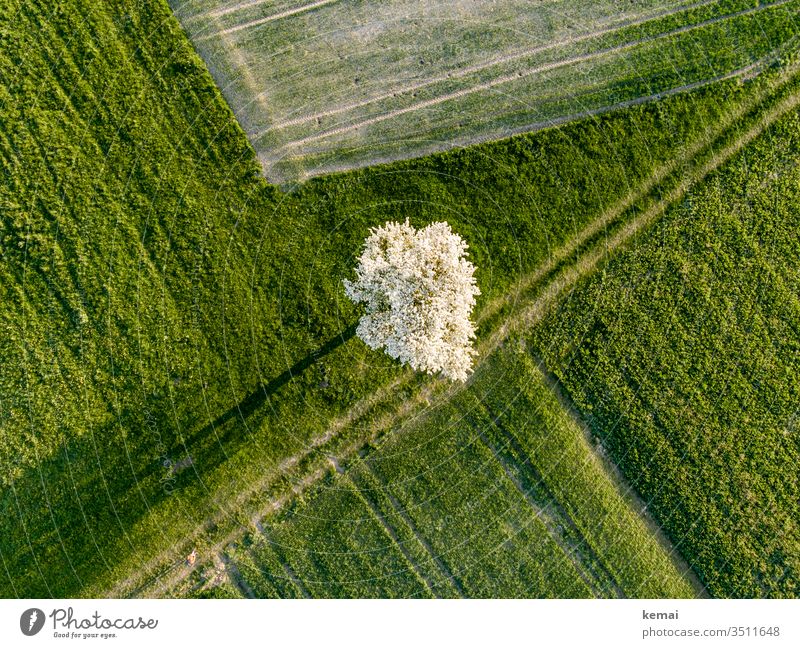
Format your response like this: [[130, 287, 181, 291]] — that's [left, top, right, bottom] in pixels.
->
[[344, 220, 480, 382]]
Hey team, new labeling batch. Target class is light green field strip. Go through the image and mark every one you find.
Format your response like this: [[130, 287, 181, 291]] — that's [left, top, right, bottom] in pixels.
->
[[170, 0, 800, 183]]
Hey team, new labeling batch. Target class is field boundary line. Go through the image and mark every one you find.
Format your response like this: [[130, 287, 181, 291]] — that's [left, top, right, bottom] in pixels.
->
[[461, 409, 620, 597], [272, 0, 795, 150], [473, 404, 626, 597], [258, 0, 723, 134], [108, 66, 800, 598], [530, 356, 711, 597]]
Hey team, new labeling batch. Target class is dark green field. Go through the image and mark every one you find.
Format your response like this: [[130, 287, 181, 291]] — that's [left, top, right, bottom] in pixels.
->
[[1, 0, 798, 598], [532, 105, 800, 597]]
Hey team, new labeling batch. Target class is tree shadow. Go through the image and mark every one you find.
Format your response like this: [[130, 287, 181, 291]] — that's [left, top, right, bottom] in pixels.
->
[[184, 321, 358, 448], [0, 322, 359, 597]]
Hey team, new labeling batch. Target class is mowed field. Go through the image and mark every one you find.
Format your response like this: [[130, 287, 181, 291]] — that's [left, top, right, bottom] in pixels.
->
[[173, 0, 800, 183], [2, 0, 800, 600]]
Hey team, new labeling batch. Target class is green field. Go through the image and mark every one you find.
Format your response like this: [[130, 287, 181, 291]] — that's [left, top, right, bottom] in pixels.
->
[[166, 71, 800, 600], [1, 0, 799, 599], [532, 106, 800, 597], [172, 346, 699, 598], [173, 0, 800, 183]]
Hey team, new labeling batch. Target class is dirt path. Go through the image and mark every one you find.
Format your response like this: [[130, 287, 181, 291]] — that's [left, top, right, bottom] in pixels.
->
[[109, 66, 800, 599], [259, 0, 721, 134], [275, 0, 793, 151]]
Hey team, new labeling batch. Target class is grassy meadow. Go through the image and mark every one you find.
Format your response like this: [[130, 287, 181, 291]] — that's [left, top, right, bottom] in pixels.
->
[[532, 104, 800, 597], [173, 345, 700, 598], [0, 0, 798, 599]]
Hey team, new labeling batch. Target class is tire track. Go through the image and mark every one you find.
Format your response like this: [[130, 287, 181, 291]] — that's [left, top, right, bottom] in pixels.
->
[[289, 59, 769, 177], [111, 66, 800, 598], [359, 462, 466, 597], [259, 0, 721, 134], [203, 0, 342, 37], [348, 476, 440, 598], [470, 404, 626, 597], [254, 520, 312, 597], [273, 0, 795, 151], [218, 551, 256, 598]]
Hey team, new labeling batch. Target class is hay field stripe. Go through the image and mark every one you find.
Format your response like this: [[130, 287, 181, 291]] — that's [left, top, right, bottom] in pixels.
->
[[285, 60, 768, 177], [206, 0, 342, 36], [260, 0, 722, 134], [273, 0, 794, 151]]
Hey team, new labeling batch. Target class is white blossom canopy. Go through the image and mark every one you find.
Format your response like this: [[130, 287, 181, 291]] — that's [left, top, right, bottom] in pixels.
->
[[344, 220, 480, 382]]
